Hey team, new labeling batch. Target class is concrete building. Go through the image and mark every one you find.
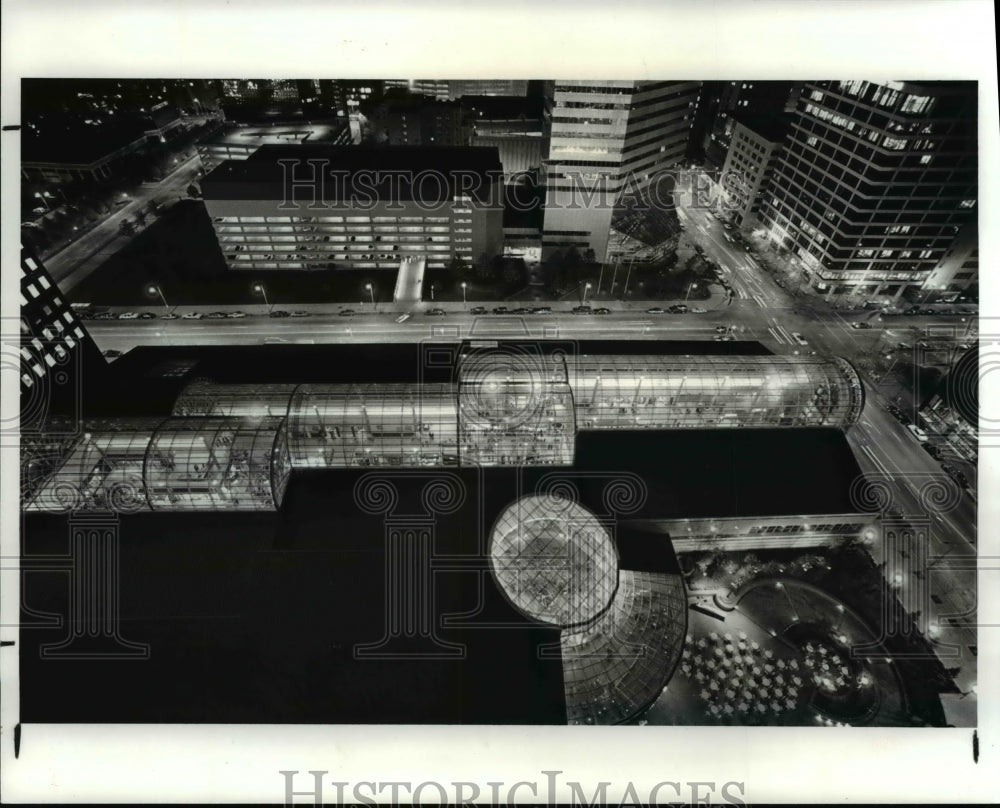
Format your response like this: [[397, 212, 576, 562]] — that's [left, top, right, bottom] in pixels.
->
[[464, 95, 547, 180], [720, 119, 788, 228], [704, 81, 799, 168], [922, 223, 978, 299], [541, 80, 702, 260], [387, 80, 529, 100], [200, 144, 504, 271], [367, 93, 467, 146], [755, 81, 977, 303]]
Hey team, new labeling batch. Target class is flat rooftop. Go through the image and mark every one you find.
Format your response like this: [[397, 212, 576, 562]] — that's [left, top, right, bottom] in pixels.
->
[[202, 123, 348, 149], [201, 144, 505, 204]]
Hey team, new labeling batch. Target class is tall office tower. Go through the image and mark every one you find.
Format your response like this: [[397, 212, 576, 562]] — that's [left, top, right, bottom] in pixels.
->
[[541, 80, 701, 260], [398, 80, 530, 100], [704, 81, 798, 167], [756, 81, 977, 303]]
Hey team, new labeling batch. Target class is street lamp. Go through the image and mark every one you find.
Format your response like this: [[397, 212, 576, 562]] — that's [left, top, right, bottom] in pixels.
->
[[147, 284, 171, 313], [685, 282, 698, 302], [622, 255, 635, 300], [582, 282, 593, 304], [365, 282, 375, 309], [461, 282, 467, 308], [33, 191, 51, 211], [252, 282, 272, 313]]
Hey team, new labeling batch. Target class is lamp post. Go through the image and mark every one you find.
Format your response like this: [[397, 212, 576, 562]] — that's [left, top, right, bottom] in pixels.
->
[[622, 255, 635, 300], [33, 191, 51, 212], [685, 282, 698, 302], [252, 282, 272, 313], [365, 283, 375, 310], [582, 282, 593, 305], [461, 282, 467, 308], [147, 284, 171, 314]]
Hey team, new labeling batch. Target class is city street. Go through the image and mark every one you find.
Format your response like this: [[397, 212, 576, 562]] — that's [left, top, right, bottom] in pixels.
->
[[39, 151, 205, 293]]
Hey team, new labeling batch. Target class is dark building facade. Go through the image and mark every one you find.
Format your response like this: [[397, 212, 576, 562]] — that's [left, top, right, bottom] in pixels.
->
[[755, 81, 978, 302]]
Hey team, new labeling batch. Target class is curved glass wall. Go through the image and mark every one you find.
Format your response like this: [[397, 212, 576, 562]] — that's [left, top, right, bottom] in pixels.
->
[[458, 351, 575, 466], [144, 417, 289, 510], [561, 569, 687, 725], [173, 380, 297, 417], [567, 355, 864, 430], [286, 383, 459, 468], [24, 418, 164, 513]]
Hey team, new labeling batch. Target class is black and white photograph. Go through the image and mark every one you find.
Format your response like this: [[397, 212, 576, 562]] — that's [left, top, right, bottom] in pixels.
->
[[2, 2, 997, 804]]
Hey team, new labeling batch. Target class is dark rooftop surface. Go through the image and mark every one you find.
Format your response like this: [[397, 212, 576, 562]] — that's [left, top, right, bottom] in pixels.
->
[[201, 144, 505, 204], [21, 112, 149, 165], [461, 94, 545, 121]]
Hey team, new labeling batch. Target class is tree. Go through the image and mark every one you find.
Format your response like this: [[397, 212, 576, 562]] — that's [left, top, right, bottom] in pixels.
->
[[119, 219, 136, 237], [135, 210, 148, 227], [186, 183, 201, 198]]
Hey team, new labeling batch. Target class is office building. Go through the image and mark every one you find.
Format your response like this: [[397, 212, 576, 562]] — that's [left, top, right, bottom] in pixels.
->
[[200, 144, 504, 270], [387, 80, 530, 100], [367, 92, 467, 146], [703, 81, 798, 167], [755, 81, 977, 302], [541, 80, 702, 260], [465, 95, 547, 180], [721, 118, 789, 228]]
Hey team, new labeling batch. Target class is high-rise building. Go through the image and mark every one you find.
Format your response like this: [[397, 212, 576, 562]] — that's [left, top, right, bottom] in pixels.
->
[[755, 81, 977, 303], [720, 119, 789, 228], [368, 92, 467, 146], [704, 81, 798, 167], [541, 80, 702, 260]]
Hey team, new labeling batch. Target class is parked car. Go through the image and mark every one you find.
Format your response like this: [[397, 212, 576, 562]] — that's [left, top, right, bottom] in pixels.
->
[[425, 308, 447, 316], [906, 424, 929, 442], [531, 307, 552, 314], [137, 311, 156, 320], [290, 310, 310, 318], [714, 326, 731, 334], [117, 312, 139, 320], [668, 304, 688, 314], [226, 311, 247, 319], [93, 312, 116, 320], [181, 312, 203, 320], [206, 311, 228, 319], [690, 307, 707, 313], [470, 306, 487, 315], [594, 307, 612, 315], [339, 309, 356, 317], [851, 322, 872, 329], [102, 349, 123, 358], [791, 332, 809, 346], [492, 306, 510, 314], [512, 307, 531, 314], [572, 306, 592, 314], [269, 310, 291, 318], [646, 307, 665, 314], [923, 443, 942, 458], [714, 334, 736, 342], [161, 313, 179, 320]]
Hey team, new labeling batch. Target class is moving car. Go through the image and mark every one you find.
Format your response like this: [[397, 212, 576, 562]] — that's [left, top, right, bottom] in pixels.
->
[[668, 304, 688, 314], [715, 326, 731, 334], [791, 332, 809, 346], [851, 322, 872, 329], [395, 313, 411, 323], [906, 424, 929, 442], [102, 349, 123, 358], [714, 334, 736, 342]]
